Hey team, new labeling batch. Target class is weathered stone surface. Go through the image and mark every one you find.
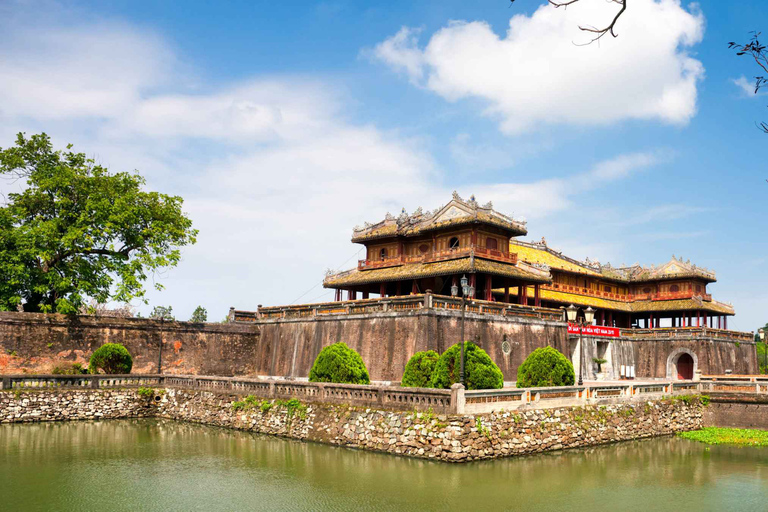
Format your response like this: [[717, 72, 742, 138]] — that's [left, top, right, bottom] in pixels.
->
[[0, 387, 704, 463], [0, 311, 753, 381]]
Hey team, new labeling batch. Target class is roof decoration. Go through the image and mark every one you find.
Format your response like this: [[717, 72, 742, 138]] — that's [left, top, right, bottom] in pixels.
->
[[512, 240, 717, 283], [351, 192, 527, 242]]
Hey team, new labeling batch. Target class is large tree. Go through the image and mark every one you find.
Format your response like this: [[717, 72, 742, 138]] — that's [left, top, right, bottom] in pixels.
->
[[0, 133, 197, 313]]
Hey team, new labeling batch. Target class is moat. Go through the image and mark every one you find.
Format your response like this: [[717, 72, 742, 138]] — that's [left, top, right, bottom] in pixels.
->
[[2, 420, 768, 511]]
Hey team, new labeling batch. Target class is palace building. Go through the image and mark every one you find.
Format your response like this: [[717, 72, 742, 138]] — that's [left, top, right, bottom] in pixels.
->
[[324, 193, 735, 330]]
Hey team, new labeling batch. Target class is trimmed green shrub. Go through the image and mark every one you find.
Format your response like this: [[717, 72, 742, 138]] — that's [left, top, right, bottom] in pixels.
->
[[401, 350, 440, 387], [430, 341, 503, 390], [89, 343, 133, 374], [516, 347, 574, 388], [309, 342, 370, 385]]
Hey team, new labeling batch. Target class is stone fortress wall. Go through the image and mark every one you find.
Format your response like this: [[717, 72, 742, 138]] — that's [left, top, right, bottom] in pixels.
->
[[0, 304, 757, 381]]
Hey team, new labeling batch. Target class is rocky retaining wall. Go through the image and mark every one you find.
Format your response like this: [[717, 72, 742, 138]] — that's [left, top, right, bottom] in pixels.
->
[[0, 389, 155, 423], [0, 387, 705, 463]]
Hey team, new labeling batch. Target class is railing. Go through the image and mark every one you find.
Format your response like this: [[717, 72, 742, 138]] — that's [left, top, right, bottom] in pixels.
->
[[7, 374, 768, 415], [0, 374, 457, 414], [0, 374, 164, 390], [462, 381, 705, 414], [620, 327, 754, 342], [546, 284, 712, 303], [357, 246, 518, 271], [249, 293, 564, 322]]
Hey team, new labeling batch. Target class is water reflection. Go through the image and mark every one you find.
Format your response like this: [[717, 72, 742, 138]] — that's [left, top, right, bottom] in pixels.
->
[[2, 420, 768, 512]]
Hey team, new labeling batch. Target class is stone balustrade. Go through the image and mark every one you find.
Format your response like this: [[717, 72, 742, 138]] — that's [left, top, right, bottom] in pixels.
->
[[243, 293, 564, 322], [6, 373, 763, 415]]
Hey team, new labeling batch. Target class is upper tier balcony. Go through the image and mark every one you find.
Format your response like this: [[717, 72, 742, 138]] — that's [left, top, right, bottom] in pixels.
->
[[545, 283, 712, 303], [357, 246, 518, 270]]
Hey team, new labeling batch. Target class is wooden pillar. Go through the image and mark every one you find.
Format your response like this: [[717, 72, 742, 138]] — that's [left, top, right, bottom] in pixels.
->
[[534, 284, 541, 307], [485, 275, 493, 302], [396, 281, 402, 296], [379, 283, 386, 297], [704, 311, 708, 328], [334, 289, 341, 301], [521, 284, 528, 305], [504, 280, 510, 304], [411, 280, 418, 295], [469, 274, 476, 293], [600, 310, 605, 326], [696, 310, 700, 327], [724, 316, 728, 330], [348, 290, 356, 301], [608, 311, 613, 327], [649, 312, 654, 329], [362, 291, 369, 300]]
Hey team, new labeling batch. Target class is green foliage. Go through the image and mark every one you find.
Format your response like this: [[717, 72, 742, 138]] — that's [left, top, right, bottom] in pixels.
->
[[230, 396, 307, 422], [0, 133, 197, 313], [401, 350, 439, 387], [309, 342, 370, 385], [475, 417, 491, 440], [150, 306, 174, 321], [52, 362, 87, 375], [516, 347, 575, 388], [430, 341, 503, 390], [592, 357, 607, 373], [189, 306, 207, 323], [678, 427, 768, 447], [137, 386, 154, 398], [88, 343, 133, 374]]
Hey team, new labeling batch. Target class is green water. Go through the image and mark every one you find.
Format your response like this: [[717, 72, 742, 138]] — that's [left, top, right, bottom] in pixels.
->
[[2, 420, 768, 511]]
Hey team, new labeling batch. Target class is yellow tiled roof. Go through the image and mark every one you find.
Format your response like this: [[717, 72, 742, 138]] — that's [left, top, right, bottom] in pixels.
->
[[630, 298, 734, 315], [324, 256, 549, 287], [511, 242, 603, 278]]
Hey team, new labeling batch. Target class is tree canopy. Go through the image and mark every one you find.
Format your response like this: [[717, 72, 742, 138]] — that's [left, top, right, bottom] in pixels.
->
[[0, 133, 197, 313]]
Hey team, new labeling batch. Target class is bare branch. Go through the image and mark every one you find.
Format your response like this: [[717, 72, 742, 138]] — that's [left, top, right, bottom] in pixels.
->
[[510, 0, 627, 45]]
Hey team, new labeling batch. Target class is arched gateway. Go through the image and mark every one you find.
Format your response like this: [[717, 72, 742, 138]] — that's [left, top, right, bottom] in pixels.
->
[[666, 349, 698, 380]]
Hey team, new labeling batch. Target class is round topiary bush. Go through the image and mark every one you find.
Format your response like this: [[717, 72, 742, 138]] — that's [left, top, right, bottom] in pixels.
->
[[308, 342, 370, 385], [516, 347, 575, 388], [430, 341, 503, 390], [401, 350, 440, 387], [89, 343, 133, 374]]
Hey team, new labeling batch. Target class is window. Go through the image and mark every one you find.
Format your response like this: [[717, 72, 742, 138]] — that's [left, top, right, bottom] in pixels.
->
[[486, 237, 498, 250], [449, 237, 460, 249], [419, 244, 430, 254], [670, 284, 679, 293], [379, 248, 387, 260], [604, 285, 612, 293]]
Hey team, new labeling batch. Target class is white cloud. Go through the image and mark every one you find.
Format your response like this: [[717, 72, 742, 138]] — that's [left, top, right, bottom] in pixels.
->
[[732, 75, 767, 97], [0, 22, 176, 121], [0, 6, 678, 318], [372, 0, 705, 134], [469, 150, 662, 220]]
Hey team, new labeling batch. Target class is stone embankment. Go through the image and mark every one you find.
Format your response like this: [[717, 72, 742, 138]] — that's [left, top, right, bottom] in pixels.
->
[[0, 386, 705, 463]]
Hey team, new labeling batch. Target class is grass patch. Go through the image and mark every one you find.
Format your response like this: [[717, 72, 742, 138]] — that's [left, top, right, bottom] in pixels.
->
[[678, 427, 768, 447]]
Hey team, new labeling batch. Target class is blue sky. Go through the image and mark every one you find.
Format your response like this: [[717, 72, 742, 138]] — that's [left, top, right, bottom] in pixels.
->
[[0, 0, 766, 330]]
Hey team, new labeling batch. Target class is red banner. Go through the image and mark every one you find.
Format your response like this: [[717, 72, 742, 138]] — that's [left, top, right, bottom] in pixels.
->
[[567, 323, 620, 338]]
